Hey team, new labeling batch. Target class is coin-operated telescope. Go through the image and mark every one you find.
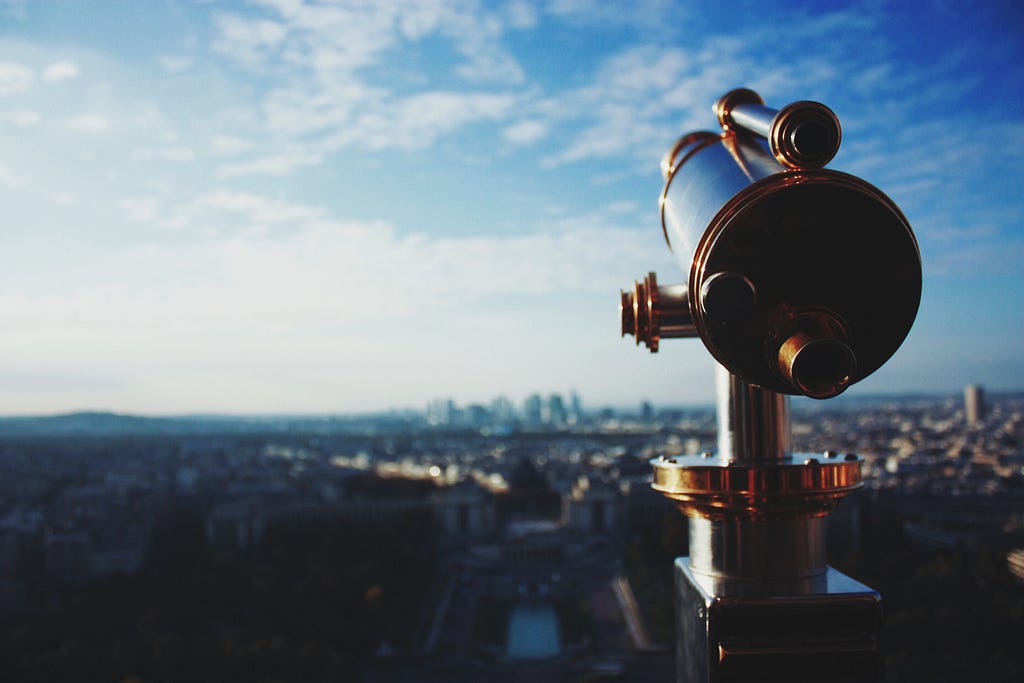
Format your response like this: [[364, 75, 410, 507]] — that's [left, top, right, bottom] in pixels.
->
[[620, 89, 921, 683]]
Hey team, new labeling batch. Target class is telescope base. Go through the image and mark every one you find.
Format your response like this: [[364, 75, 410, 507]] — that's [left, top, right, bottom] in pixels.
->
[[674, 558, 882, 683]]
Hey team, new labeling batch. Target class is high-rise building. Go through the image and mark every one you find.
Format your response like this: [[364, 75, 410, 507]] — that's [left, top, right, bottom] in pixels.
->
[[545, 394, 568, 426], [522, 394, 543, 426], [964, 384, 985, 425], [427, 398, 458, 426], [491, 395, 516, 425], [569, 391, 582, 424]]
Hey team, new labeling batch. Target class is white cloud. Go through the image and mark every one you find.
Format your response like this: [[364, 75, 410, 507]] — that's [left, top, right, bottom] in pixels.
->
[[212, 14, 289, 67], [65, 114, 111, 132], [0, 160, 25, 188], [261, 81, 384, 138], [207, 1, 527, 171], [606, 199, 639, 214], [42, 60, 79, 82], [158, 55, 192, 73], [926, 238, 1024, 277], [502, 119, 547, 145], [0, 60, 33, 95], [133, 146, 196, 163], [216, 149, 324, 178], [344, 91, 516, 151], [442, 7, 525, 83], [116, 197, 161, 223], [211, 135, 252, 156], [48, 191, 76, 205], [198, 189, 325, 226], [11, 185, 663, 329], [0, 109, 39, 126], [0, 207, 664, 347], [506, 0, 538, 29]]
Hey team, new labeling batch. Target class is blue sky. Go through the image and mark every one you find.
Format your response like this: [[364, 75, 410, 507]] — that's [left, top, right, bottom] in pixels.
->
[[0, 0, 1022, 415]]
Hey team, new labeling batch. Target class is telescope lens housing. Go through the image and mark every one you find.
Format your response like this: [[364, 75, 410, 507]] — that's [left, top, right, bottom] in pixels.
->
[[660, 132, 921, 398]]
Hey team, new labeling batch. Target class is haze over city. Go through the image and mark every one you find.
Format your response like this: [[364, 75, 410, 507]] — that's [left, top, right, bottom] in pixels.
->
[[1, 0, 1022, 415]]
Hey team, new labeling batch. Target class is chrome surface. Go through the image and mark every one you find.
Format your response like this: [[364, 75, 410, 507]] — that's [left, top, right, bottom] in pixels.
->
[[651, 451, 862, 520], [778, 331, 857, 399], [659, 131, 722, 250], [715, 88, 842, 168], [715, 367, 789, 462], [675, 561, 882, 683], [688, 516, 827, 580], [662, 147, 921, 397], [620, 271, 696, 351], [713, 88, 765, 132]]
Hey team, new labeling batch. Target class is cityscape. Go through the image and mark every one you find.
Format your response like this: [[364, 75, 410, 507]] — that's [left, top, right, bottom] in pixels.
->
[[0, 386, 1022, 682], [2, 3, 1022, 683]]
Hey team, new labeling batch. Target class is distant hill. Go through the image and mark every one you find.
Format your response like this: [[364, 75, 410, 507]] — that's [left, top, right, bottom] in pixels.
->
[[0, 411, 223, 436], [0, 410, 421, 437]]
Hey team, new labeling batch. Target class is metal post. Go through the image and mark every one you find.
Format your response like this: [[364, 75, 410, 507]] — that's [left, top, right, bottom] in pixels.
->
[[664, 368, 881, 683]]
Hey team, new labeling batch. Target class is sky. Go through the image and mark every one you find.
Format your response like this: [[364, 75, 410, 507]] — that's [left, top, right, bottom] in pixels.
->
[[0, 0, 1022, 416]]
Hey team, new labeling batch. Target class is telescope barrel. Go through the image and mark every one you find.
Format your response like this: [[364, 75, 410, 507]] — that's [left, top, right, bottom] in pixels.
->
[[714, 88, 842, 169], [656, 129, 920, 399]]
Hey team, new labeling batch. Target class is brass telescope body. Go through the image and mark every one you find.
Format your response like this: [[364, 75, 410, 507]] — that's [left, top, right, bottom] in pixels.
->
[[619, 88, 921, 683]]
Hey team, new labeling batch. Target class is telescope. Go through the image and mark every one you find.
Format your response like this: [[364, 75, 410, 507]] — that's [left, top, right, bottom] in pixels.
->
[[620, 88, 921, 682]]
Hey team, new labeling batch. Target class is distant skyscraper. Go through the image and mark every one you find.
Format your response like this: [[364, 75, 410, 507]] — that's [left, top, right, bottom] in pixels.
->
[[466, 404, 489, 428], [427, 398, 458, 426], [569, 391, 582, 424], [523, 394, 543, 426], [964, 384, 985, 425], [546, 394, 567, 426], [491, 396, 515, 424]]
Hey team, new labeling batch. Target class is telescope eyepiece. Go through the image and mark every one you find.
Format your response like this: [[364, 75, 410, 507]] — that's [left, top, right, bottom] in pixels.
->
[[714, 88, 841, 169], [771, 101, 842, 168], [779, 334, 857, 399], [700, 272, 756, 325], [790, 119, 832, 161]]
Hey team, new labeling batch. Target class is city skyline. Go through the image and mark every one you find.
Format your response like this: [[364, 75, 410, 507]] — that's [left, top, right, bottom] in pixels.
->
[[1, 1, 1022, 415]]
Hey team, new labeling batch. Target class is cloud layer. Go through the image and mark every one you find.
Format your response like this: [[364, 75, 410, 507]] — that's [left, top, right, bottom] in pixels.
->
[[0, 0, 1022, 412]]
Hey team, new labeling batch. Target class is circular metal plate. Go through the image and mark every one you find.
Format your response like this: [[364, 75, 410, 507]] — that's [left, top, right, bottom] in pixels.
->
[[652, 452, 862, 520]]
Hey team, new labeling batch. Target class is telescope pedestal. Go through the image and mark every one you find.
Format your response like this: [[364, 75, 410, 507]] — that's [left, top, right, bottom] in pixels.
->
[[674, 559, 881, 683], [652, 369, 883, 682]]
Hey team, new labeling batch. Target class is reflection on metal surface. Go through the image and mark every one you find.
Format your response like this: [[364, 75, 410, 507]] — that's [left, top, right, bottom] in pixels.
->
[[699, 271, 756, 326], [715, 367, 790, 462], [773, 307, 857, 399], [675, 562, 882, 683], [715, 88, 842, 168], [652, 88, 919, 399], [688, 516, 827, 580], [651, 451, 862, 521], [619, 271, 696, 352]]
